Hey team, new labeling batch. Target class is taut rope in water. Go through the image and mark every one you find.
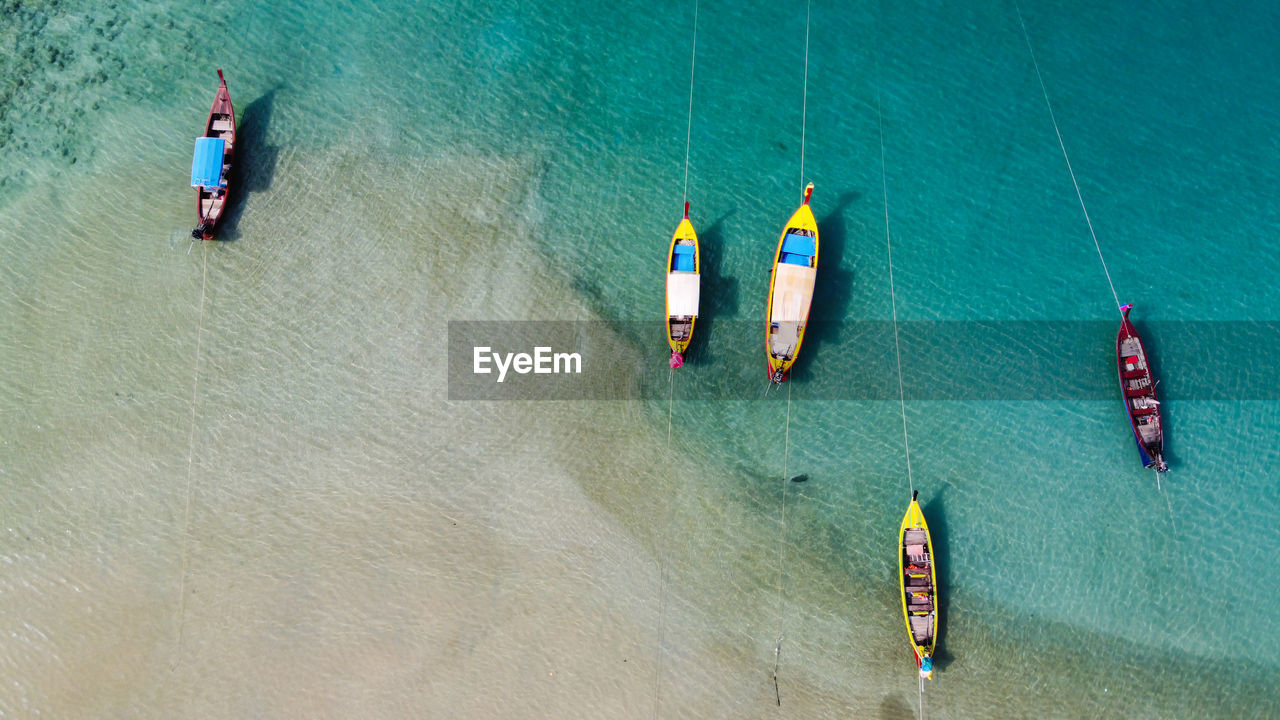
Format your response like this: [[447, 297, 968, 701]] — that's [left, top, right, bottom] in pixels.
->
[[652, 371, 676, 719], [657, 0, 700, 707], [876, 87, 915, 497], [798, 0, 812, 195], [1015, 4, 1177, 495], [876, 31, 929, 720], [1013, 1, 1123, 317], [773, 380, 793, 706], [173, 240, 208, 667], [771, 3, 813, 704], [682, 0, 699, 207]]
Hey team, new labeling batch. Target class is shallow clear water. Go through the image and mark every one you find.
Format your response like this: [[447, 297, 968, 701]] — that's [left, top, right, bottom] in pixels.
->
[[2, 0, 1278, 717]]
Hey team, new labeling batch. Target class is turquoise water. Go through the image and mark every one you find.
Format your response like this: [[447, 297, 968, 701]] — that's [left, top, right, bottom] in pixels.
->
[[2, 0, 1278, 717]]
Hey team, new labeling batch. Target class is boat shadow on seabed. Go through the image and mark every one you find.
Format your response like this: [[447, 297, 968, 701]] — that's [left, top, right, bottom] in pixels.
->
[[217, 84, 283, 242], [681, 210, 737, 366], [788, 190, 860, 384]]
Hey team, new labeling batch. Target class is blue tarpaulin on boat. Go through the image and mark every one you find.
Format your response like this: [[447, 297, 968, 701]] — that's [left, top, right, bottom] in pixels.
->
[[781, 232, 815, 257], [673, 243, 695, 272], [779, 252, 811, 266], [191, 137, 226, 187]]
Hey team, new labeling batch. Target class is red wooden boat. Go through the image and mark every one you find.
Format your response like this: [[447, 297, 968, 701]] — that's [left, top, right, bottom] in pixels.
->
[[191, 69, 235, 240], [1116, 304, 1168, 472]]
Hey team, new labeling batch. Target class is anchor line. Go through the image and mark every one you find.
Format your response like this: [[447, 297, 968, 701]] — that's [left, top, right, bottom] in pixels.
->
[[771, 3, 812, 703], [653, 371, 676, 719], [779, 381, 793, 592], [919, 678, 927, 719], [174, 240, 208, 666], [659, 2, 699, 701], [772, 380, 794, 704], [876, 86, 914, 494], [877, 29, 933, 717], [682, 0, 700, 207], [798, 0, 812, 195], [1013, 1, 1123, 316]]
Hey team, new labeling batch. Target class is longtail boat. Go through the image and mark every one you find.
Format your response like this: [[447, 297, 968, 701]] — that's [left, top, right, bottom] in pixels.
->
[[898, 490, 937, 682], [1116, 304, 1168, 472], [665, 202, 700, 368], [765, 183, 818, 383], [191, 69, 235, 240]]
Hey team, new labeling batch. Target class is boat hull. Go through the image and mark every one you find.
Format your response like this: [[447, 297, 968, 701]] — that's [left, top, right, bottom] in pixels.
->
[[194, 70, 235, 240], [1116, 305, 1167, 472], [665, 216, 700, 359], [765, 186, 818, 381], [898, 493, 938, 678]]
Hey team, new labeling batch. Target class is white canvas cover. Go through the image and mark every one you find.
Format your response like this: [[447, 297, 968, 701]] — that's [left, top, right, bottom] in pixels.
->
[[666, 272, 700, 317], [769, 264, 816, 322]]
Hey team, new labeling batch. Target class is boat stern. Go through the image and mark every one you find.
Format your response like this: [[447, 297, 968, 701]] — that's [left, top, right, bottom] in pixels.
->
[[766, 355, 791, 383]]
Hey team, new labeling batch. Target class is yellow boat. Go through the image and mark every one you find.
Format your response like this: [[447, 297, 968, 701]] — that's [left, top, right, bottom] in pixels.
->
[[898, 490, 938, 680], [764, 183, 818, 383], [665, 201, 700, 368]]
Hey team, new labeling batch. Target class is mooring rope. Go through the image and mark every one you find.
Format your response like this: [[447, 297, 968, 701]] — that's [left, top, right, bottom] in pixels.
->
[[1160, 480, 1177, 529], [682, 0, 700, 207], [659, 1, 699, 704], [798, 0, 812, 195], [652, 370, 676, 719], [771, 2, 813, 704], [1015, 4, 1179, 496], [876, 87, 915, 496], [173, 240, 208, 666], [1013, 1, 1123, 316], [876, 30, 930, 718], [772, 380, 793, 706]]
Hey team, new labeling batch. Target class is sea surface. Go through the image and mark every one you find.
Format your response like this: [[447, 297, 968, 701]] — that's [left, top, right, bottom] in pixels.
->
[[2, 0, 1278, 717]]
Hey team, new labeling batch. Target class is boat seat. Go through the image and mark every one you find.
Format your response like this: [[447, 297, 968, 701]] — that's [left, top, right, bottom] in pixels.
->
[[1123, 369, 1146, 379], [672, 243, 695, 272], [781, 232, 816, 257], [212, 118, 234, 132], [905, 544, 926, 556], [1125, 387, 1149, 398], [909, 615, 934, 642], [907, 555, 929, 566]]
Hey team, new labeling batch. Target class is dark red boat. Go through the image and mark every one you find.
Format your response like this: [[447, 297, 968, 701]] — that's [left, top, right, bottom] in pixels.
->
[[191, 69, 235, 240], [1116, 304, 1168, 472]]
